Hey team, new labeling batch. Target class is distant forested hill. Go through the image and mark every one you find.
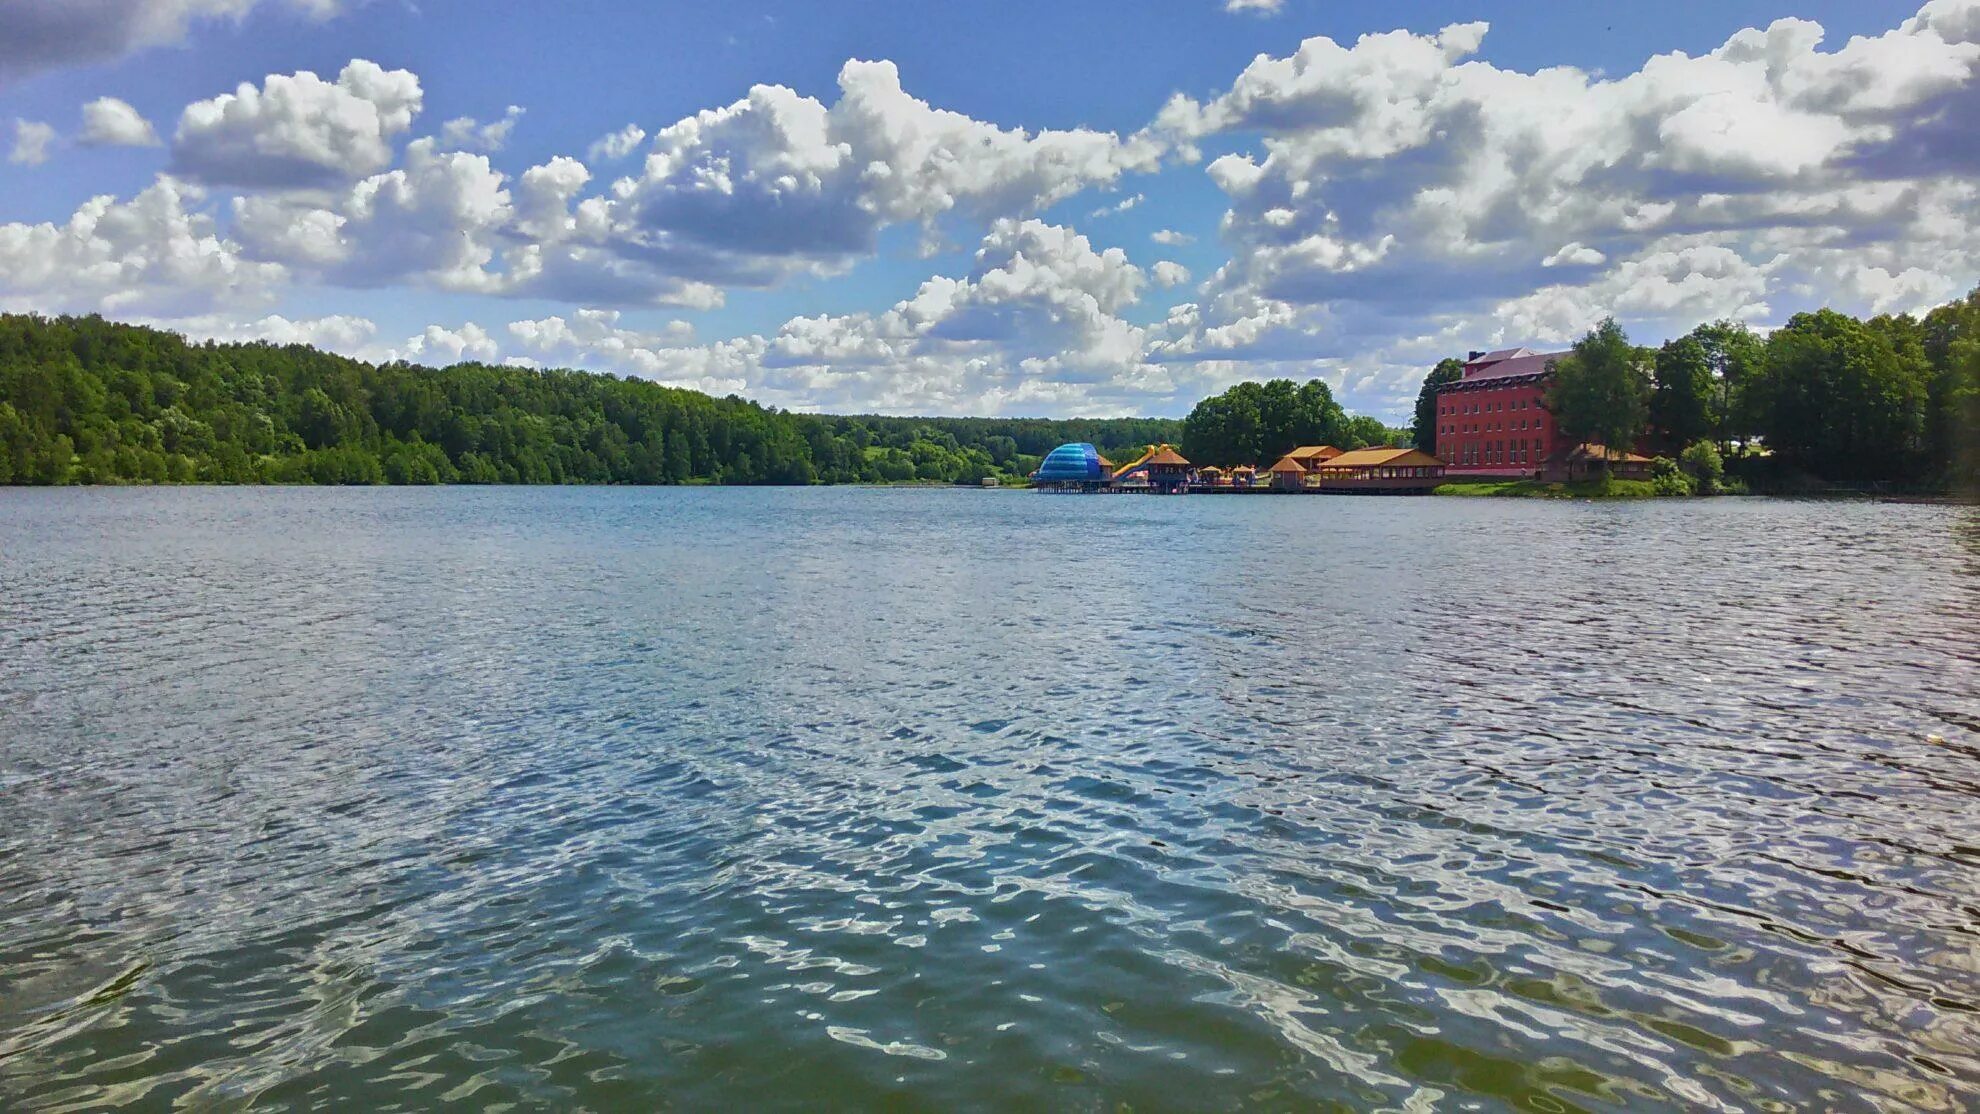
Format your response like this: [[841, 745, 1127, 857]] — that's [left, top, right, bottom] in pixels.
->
[[0, 315, 1188, 486]]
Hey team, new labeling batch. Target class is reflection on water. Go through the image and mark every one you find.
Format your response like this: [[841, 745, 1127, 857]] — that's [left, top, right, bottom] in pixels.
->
[[1, 487, 1975, 1110]]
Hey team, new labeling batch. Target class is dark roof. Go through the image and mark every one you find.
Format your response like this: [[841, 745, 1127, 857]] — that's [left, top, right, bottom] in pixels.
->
[[1461, 348, 1570, 383], [1553, 442, 1652, 464]]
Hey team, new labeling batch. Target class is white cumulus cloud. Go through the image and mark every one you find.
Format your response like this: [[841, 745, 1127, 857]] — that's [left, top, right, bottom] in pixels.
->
[[173, 59, 423, 187], [586, 123, 646, 161], [79, 97, 160, 147], [0, 176, 286, 316]]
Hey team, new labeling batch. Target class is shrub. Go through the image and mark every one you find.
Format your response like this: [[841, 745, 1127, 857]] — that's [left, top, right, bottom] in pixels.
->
[[1678, 441, 1725, 494], [1649, 456, 1696, 496]]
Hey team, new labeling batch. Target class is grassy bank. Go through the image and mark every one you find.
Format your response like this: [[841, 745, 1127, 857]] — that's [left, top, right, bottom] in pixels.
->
[[1434, 479, 1661, 499]]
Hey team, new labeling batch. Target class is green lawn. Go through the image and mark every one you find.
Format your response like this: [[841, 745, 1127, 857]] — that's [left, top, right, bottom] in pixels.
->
[[1434, 478, 1660, 499]]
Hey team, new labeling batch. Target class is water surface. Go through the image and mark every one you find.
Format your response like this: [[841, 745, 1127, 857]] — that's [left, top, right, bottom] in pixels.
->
[[2, 488, 1976, 1110]]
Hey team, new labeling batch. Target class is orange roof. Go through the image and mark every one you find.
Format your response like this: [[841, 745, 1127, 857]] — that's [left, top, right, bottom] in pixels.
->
[[1312, 447, 1443, 470], [1286, 445, 1342, 462], [1268, 454, 1307, 473], [1112, 443, 1189, 478]]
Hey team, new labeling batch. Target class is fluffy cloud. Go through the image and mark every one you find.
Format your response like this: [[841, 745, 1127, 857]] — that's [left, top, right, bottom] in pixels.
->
[[1542, 243, 1605, 268], [226, 140, 725, 308], [0, 177, 285, 315], [0, 0, 341, 83], [9, 119, 54, 165], [586, 124, 646, 161], [168, 311, 378, 351], [499, 220, 1201, 413], [1151, 228, 1193, 246], [577, 59, 1163, 288], [1224, 0, 1284, 14], [208, 57, 1159, 311], [1150, 1, 1980, 411], [438, 106, 523, 153], [1152, 260, 1192, 287], [231, 137, 511, 289], [172, 60, 423, 187], [399, 322, 500, 365], [80, 97, 160, 147]]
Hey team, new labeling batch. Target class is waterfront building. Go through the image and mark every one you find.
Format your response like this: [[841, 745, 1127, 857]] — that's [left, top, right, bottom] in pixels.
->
[[1307, 447, 1447, 493], [1267, 455, 1307, 491], [1112, 444, 1192, 493], [1284, 445, 1343, 470], [1198, 465, 1227, 486], [1033, 442, 1112, 491], [1541, 443, 1654, 483], [1433, 347, 1567, 477]]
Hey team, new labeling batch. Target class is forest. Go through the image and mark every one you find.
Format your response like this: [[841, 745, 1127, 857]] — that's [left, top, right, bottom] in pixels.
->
[[5, 292, 1972, 492], [0, 314, 1188, 487]]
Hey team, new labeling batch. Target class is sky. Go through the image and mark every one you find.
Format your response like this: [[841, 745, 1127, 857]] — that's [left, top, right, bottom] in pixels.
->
[[0, 0, 1973, 421]]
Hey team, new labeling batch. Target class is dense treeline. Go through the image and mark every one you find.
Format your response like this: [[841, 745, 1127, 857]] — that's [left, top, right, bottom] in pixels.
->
[[1408, 287, 1979, 492], [1180, 378, 1408, 467], [0, 314, 1183, 486]]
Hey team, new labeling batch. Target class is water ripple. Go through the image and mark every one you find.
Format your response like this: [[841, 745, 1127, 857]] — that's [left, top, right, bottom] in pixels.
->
[[1, 487, 1975, 1110]]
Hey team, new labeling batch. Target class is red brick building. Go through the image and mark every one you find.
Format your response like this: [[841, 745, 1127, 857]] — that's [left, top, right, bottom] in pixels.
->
[[1434, 347, 1569, 477]]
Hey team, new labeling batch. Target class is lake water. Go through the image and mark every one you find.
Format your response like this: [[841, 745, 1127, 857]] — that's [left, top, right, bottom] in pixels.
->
[[1, 487, 1976, 1110]]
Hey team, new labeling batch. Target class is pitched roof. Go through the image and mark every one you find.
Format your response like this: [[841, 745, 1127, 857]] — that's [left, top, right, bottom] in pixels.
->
[[1286, 444, 1341, 461], [1458, 348, 1570, 384], [1112, 443, 1189, 477], [1313, 447, 1444, 470], [1268, 454, 1307, 473]]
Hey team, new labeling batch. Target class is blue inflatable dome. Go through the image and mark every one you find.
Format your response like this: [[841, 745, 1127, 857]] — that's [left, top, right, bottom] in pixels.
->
[[1035, 442, 1107, 482]]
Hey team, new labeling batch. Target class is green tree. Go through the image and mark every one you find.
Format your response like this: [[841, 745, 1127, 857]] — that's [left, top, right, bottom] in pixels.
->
[[1410, 357, 1465, 454], [1750, 308, 1930, 481], [1545, 318, 1651, 466], [1684, 321, 1766, 450], [1181, 377, 1348, 466], [1651, 337, 1712, 452]]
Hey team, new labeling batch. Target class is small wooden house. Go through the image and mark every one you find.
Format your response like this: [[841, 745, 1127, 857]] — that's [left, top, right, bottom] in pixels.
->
[[1267, 455, 1308, 491], [1542, 443, 1654, 482], [1307, 447, 1446, 493]]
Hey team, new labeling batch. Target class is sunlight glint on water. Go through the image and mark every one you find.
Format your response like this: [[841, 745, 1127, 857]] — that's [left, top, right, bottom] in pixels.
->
[[1, 487, 1976, 1110]]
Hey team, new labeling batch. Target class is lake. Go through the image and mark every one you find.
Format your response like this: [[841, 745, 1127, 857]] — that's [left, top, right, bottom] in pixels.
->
[[1, 487, 1975, 1110]]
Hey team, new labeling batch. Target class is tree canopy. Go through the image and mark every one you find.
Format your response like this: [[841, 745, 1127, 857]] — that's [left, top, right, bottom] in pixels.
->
[[0, 314, 1181, 487], [1749, 308, 1931, 482], [1179, 377, 1401, 467], [1546, 318, 1652, 460], [1410, 357, 1466, 455]]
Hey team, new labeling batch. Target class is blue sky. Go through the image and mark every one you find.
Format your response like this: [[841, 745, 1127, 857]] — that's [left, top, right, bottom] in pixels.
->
[[1, 0, 1970, 419]]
